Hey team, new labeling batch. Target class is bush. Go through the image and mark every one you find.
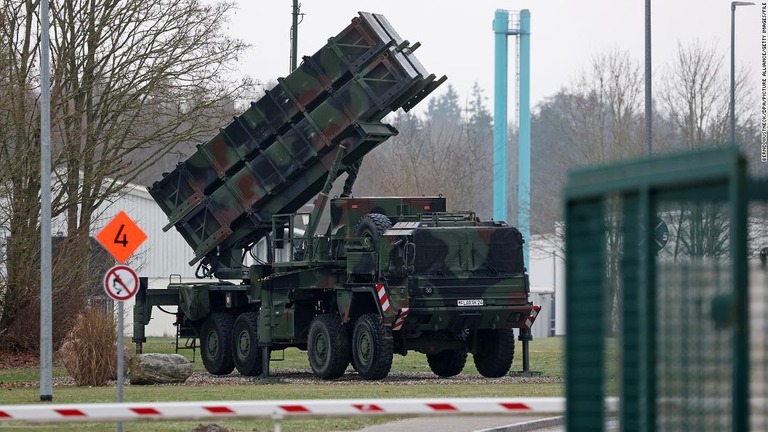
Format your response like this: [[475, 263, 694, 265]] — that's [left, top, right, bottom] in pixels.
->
[[2, 285, 83, 352], [1, 235, 111, 352], [58, 307, 121, 386]]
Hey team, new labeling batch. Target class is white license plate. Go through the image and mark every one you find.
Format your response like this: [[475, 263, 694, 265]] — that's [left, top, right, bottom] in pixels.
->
[[457, 299, 484, 307]]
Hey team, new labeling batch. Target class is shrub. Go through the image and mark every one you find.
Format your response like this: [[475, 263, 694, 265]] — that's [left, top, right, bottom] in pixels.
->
[[58, 306, 119, 386]]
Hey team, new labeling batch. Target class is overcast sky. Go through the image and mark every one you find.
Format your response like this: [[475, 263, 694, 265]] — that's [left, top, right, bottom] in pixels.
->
[[226, 0, 762, 115]]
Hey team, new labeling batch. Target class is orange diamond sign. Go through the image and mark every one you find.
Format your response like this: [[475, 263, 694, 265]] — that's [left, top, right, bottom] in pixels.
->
[[96, 211, 147, 264]]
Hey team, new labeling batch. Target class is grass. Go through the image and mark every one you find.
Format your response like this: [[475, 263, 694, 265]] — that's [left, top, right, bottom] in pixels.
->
[[136, 336, 565, 377], [0, 382, 564, 404], [0, 417, 398, 431], [0, 336, 565, 431], [0, 366, 69, 384]]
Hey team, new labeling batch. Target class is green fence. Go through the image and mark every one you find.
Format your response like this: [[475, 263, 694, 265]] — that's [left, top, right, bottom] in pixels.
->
[[564, 147, 768, 431]]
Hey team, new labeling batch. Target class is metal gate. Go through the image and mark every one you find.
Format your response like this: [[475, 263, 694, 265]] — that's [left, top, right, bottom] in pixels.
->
[[564, 147, 768, 431]]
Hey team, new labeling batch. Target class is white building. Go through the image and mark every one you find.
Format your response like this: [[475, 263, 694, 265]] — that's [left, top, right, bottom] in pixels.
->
[[93, 182, 198, 337], [4, 177, 571, 340], [527, 234, 566, 337]]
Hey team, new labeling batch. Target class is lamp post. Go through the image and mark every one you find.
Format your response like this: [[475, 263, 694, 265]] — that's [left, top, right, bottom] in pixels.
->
[[730, 1, 754, 145], [645, 0, 652, 156]]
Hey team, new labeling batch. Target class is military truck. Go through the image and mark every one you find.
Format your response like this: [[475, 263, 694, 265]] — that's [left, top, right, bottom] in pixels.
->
[[133, 12, 537, 380]]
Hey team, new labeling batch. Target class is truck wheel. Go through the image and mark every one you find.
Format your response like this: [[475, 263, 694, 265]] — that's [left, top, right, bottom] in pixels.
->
[[473, 329, 515, 378], [355, 213, 393, 250], [352, 313, 393, 380], [200, 312, 235, 375], [231, 312, 263, 376], [427, 348, 467, 377], [307, 314, 350, 379]]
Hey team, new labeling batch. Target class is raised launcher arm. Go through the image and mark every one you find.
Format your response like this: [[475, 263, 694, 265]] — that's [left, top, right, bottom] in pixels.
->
[[149, 12, 445, 278]]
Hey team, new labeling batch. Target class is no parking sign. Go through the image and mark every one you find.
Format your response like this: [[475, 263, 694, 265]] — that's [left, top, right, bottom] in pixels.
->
[[103, 265, 139, 302]]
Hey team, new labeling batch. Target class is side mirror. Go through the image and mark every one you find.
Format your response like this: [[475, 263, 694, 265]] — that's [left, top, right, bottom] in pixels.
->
[[403, 242, 416, 275]]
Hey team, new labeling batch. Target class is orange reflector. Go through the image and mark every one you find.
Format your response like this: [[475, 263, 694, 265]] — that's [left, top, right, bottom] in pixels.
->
[[351, 204, 358, 209]]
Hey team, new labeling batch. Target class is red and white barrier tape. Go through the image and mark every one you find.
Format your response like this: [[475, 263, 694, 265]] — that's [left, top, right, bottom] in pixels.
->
[[5, 396, 764, 424], [376, 283, 392, 312], [522, 305, 541, 329], [0, 398, 570, 423], [392, 308, 409, 330]]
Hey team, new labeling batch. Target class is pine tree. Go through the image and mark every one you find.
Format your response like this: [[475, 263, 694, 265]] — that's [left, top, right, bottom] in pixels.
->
[[426, 84, 462, 124], [466, 82, 493, 141]]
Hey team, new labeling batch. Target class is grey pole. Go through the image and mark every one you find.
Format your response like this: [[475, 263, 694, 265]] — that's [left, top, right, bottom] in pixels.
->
[[730, 2, 755, 146], [290, 0, 300, 72], [731, 2, 736, 145], [117, 302, 124, 432], [39, 0, 53, 403], [645, 0, 652, 156]]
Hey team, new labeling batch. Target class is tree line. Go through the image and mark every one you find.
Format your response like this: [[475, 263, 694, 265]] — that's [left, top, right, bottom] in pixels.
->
[[357, 43, 762, 239], [0, 0, 252, 350]]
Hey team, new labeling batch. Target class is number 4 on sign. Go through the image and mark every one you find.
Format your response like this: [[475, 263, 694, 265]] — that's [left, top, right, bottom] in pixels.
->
[[114, 224, 128, 247], [96, 211, 147, 264]]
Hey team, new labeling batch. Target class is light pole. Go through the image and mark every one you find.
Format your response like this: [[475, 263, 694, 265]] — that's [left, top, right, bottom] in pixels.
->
[[730, 1, 754, 145], [645, 0, 652, 156]]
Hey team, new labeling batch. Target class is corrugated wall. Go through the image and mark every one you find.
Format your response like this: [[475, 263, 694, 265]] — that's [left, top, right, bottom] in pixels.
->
[[92, 184, 196, 279], [96, 184, 198, 338], [2, 186, 196, 280], [528, 288, 554, 338]]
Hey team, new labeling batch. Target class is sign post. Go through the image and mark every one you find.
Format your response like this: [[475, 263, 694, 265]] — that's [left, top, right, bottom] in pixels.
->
[[96, 211, 146, 432]]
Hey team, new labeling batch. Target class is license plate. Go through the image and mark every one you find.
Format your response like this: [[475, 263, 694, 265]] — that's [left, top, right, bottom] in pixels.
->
[[457, 299, 484, 307]]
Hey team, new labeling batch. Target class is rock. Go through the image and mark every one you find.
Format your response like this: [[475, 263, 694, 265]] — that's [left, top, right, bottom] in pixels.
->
[[111, 345, 132, 380], [192, 424, 233, 432], [129, 353, 193, 385]]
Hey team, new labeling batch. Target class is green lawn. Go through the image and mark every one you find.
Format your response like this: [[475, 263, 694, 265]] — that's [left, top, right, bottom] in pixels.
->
[[132, 335, 565, 377], [0, 337, 565, 432], [0, 416, 396, 431]]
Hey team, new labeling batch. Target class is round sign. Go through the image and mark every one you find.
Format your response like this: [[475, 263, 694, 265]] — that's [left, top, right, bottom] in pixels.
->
[[653, 216, 669, 253], [639, 216, 670, 255], [103, 265, 139, 301]]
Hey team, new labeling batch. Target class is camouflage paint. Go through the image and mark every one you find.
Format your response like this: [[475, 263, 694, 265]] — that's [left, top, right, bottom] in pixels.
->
[[376, 221, 531, 335], [150, 22, 442, 265]]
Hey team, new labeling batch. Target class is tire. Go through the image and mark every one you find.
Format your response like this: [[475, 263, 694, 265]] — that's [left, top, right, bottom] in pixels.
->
[[200, 312, 236, 375], [231, 312, 263, 376], [307, 314, 350, 380], [427, 348, 468, 377], [351, 313, 393, 380], [473, 329, 515, 378], [354, 213, 393, 250]]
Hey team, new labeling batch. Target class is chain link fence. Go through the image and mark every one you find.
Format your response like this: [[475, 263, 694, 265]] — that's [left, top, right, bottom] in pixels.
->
[[564, 148, 766, 431]]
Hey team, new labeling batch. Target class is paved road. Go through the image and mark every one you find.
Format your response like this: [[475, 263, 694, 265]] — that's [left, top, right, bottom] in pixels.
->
[[356, 415, 563, 432], [530, 417, 621, 432]]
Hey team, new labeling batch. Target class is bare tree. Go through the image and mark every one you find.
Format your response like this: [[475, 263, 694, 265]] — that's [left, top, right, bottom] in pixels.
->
[[559, 50, 645, 165], [656, 41, 755, 262], [0, 0, 251, 350], [527, 51, 645, 335], [531, 50, 644, 252], [360, 85, 494, 216], [0, 0, 46, 349], [658, 42, 730, 149]]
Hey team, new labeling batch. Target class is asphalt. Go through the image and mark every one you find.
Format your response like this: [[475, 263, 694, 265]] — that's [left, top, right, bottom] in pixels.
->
[[356, 415, 564, 432]]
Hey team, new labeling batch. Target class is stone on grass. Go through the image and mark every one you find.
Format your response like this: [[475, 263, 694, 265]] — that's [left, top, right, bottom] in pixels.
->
[[129, 353, 193, 385], [192, 424, 233, 432]]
